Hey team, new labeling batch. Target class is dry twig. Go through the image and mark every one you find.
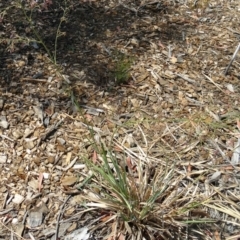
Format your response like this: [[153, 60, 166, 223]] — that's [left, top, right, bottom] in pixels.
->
[[54, 195, 71, 240], [0, 221, 26, 240], [224, 42, 240, 75]]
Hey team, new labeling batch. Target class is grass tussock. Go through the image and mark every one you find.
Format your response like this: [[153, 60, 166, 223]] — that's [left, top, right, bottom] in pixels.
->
[[82, 140, 214, 239]]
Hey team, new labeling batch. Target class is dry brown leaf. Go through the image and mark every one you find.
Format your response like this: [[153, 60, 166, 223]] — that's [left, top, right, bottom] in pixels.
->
[[12, 194, 24, 204], [28, 179, 39, 191], [65, 152, 72, 165], [12, 223, 24, 237], [67, 222, 77, 232], [45, 101, 55, 116], [61, 175, 78, 186]]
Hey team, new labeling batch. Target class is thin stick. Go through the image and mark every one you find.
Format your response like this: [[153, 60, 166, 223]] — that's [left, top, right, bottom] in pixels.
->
[[224, 42, 240, 75], [138, 125, 148, 148], [0, 134, 14, 141], [202, 73, 223, 92], [21, 78, 48, 82], [0, 208, 14, 215], [55, 156, 78, 171], [2, 192, 9, 209], [175, 73, 196, 84], [0, 221, 26, 240], [54, 195, 71, 240]]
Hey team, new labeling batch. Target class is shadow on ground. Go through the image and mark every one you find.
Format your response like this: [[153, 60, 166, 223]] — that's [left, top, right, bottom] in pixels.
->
[[0, 0, 196, 95]]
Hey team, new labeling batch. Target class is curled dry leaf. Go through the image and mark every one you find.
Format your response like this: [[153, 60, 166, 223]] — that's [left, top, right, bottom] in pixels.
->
[[33, 105, 44, 123], [64, 227, 90, 240], [12, 194, 24, 204], [0, 116, 9, 129], [226, 84, 234, 93], [0, 154, 7, 163], [28, 211, 43, 228], [208, 171, 222, 183]]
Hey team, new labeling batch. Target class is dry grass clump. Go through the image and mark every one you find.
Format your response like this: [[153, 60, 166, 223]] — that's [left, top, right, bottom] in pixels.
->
[[82, 139, 215, 239]]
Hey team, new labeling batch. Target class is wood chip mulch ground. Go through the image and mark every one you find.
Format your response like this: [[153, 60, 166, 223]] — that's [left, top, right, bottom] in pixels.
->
[[0, 0, 240, 239]]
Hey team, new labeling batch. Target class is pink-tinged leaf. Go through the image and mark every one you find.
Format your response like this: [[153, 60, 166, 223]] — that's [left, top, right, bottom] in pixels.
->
[[187, 163, 192, 174], [118, 233, 125, 240], [237, 119, 240, 131], [38, 173, 43, 192], [85, 114, 93, 121], [113, 145, 122, 152], [213, 230, 221, 240], [126, 157, 136, 172], [100, 214, 111, 222], [126, 157, 133, 169], [92, 151, 98, 164], [158, 41, 165, 49]]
